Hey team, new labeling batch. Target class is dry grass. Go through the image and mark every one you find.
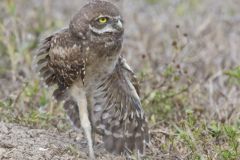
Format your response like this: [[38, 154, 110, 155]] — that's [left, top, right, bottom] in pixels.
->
[[0, 0, 240, 159]]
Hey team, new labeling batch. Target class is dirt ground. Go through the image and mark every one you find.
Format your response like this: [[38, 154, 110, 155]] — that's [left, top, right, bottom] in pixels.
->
[[0, 122, 86, 160], [0, 122, 124, 160], [0, 122, 170, 160]]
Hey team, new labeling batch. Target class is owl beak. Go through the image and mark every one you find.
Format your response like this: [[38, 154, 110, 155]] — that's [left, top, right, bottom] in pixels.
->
[[116, 20, 123, 29], [113, 19, 123, 32]]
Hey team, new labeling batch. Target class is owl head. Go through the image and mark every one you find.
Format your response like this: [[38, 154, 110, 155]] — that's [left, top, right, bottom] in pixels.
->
[[69, 1, 124, 42]]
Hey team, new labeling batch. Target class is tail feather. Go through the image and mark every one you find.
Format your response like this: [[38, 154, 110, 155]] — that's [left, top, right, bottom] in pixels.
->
[[39, 65, 49, 73], [45, 75, 57, 87], [37, 55, 49, 65], [41, 70, 53, 79], [34, 34, 56, 88]]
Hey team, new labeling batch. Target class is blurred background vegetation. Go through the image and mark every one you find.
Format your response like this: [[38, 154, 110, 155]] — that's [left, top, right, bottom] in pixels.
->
[[0, 0, 240, 159]]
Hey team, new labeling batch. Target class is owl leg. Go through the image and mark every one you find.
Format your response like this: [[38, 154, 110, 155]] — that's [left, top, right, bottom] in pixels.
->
[[91, 126, 96, 145], [77, 91, 95, 159]]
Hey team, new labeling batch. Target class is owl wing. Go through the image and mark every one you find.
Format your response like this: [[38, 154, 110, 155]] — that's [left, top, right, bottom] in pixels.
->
[[34, 28, 85, 101], [93, 57, 149, 155]]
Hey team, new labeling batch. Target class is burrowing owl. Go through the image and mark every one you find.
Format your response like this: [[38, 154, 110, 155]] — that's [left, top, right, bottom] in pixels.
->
[[34, 1, 149, 159]]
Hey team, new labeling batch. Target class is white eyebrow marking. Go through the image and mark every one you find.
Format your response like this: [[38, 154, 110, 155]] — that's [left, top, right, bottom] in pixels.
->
[[96, 14, 110, 20]]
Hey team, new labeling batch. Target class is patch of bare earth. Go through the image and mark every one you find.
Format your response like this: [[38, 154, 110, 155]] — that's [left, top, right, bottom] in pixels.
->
[[0, 122, 125, 160]]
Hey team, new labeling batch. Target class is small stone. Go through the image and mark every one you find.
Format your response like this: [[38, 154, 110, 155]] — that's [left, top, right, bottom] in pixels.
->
[[0, 123, 8, 134], [0, 148, 6, 156], [39, 147, 49, 151]]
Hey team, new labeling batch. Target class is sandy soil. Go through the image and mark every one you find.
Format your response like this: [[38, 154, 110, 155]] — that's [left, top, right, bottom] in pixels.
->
[[0, 122, 122, 160]]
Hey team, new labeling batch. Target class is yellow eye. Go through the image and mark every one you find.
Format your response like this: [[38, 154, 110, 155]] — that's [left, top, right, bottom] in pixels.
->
[[98, 17, 108, 24]]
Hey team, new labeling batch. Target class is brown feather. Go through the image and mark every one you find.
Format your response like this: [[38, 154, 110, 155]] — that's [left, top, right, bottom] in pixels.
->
[[34, 28, 86, 101], [92, 57, 149, 155]]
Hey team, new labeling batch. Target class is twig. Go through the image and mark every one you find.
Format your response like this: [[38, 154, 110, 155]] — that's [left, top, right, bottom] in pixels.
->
[[151, 129, 177, 136]]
